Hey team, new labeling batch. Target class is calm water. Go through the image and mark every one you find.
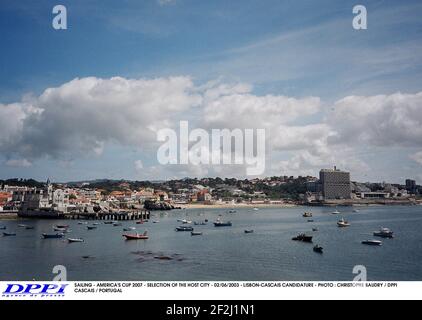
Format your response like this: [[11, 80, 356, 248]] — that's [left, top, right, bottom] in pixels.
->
[[1, 206, 422, 281]]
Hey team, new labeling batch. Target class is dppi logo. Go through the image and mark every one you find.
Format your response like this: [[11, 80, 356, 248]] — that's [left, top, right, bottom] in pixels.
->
[[2, 283, 68, 297]]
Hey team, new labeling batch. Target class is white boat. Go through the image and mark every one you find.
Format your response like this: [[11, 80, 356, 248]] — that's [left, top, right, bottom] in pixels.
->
[[123, 227, 136, 231], [337, 218, 350, 227], [253, 208, 259, 211], [67, 238, 84, 243], [152, 220, 160, 223], [332, 209, 341, 214], [78, 221, 88, 225], [373, 227, 394, 238]]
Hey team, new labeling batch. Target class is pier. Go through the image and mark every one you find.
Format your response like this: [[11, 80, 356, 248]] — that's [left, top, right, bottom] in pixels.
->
[[64, 210, 150, 221]]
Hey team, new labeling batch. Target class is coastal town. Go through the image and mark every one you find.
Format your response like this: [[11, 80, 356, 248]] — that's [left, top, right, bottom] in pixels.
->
[[0, 167, 421, 219]]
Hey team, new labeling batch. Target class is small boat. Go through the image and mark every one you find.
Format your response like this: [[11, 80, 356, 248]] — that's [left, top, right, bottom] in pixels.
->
[[152, 220, 160, 223], [113, 222, 122, 227], [67, 238, 84, 243], [303, 212, 312, 218], [228, 210, 237, 213], [123, 231, 148, 240], [353, 209, 360, 213], [87, 226, 97, 230], [0, 226, 7, 230], [307, 219, 314, 222], [373, 227, 394, 238], [78, 221, 88, 225], [312, 228, 318, 232], [3, 232, 16, 236], [337, 218, 350, 227], [214, 221, 232, 227], [18, 224, 28, 228], [56, 224, 69, 228], [313, 245, 323, 253], [103, 221, 114, 224], [362, 240, 382, 246], [123, 227, 136, 231], [332, 209, 341, 214], [292, 233, 313, 242], [194, 221, 207, 225], [25, 226, 35, 230], [42, 233, 64, 239], [191, 231, 203, 236], [175, 226, 194, 232], [253, 207, 259, 211], [92, 223, 100, 226], [244, 229, 254, 234], [53, 227, 68, 232], [136, 220, 144, 224]]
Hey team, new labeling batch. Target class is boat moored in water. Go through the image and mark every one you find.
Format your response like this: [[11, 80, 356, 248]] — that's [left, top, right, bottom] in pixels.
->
[[244, 229, 254, 234], [87, 226, 97, 230], [214, 221, 232, 227], [191, 231, 203, 236], [42, 233, 64, 239], [0, 226, 7, 230], [3, 232, 16, 236], [67, 238, 84, 243], [175, 226, 194, 232], [337, 218, 351, 227], [313, 245, 323, 253], [303, 212, 313, 218], [292, 233, 313, 242], [373, 227, 394, 238], [332, 209, 341, 215], [123, 231, 148, 240], [362, 239, 382, 246], [123, 227, 136, 231]]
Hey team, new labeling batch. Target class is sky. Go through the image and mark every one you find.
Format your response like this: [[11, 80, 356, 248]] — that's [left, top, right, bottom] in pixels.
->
[[0, 0, 422, 183]]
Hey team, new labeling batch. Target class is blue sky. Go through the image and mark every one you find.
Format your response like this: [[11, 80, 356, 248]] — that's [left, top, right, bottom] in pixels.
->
[[1, 0, 422, 183]]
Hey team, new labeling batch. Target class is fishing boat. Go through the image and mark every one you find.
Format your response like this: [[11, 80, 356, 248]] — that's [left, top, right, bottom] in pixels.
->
[[292, 233, 313, 242], [191, 231, 203, 236], [244, 229, 254, 234], [122, 231, 148, 240], [42, 233, 64, 239], [337, 218, 351, 227], [303, 212, 312, 218], [214, 221, 232, 227], [87, 226, 97, 230], [313, 245, 323, 253], [67, 238, 84, 243], [3, 232, 16, 236], [175, 226, 194, 232], [373, 227, 394, 238], [123, 227, 136, 231], [362, 240, 382, 246]]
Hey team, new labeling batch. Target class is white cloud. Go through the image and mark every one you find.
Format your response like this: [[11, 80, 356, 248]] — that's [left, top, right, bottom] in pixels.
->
[[5, 159, 32, 168], [134, 160, 144, 172], [410, 151, 422, 165]]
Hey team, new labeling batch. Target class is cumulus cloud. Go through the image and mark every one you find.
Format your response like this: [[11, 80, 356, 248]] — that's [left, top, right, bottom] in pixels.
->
[[328, 92, 422, 147], [0, 76, 201, 160]]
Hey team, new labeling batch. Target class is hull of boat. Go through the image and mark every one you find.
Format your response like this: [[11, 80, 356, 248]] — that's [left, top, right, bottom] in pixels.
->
[[42, 233, 64, 239], [123, 234, 148, 240]]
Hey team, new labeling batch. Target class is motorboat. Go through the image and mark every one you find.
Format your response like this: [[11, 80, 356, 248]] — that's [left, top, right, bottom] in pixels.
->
[[42, 233, 64, 239], [175, 226, 194, 232], [303, 212, 312, 218], [214, 221, 232, 227], [313, 245, 323, 253], [87, 226, 97, 230], [244, 229, 254, 234], [123, 231, 149, 240], [3, 232, 16, 236], [292, 233, 313, 242], [373, 227, 394, 238], [337, 218, 351, 227], [362, 240, 382, 246], [332, 209, 341, 214], [67, 238, 84, 243], [191, 231, 203, 236], [123, 227, 136, 231]]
